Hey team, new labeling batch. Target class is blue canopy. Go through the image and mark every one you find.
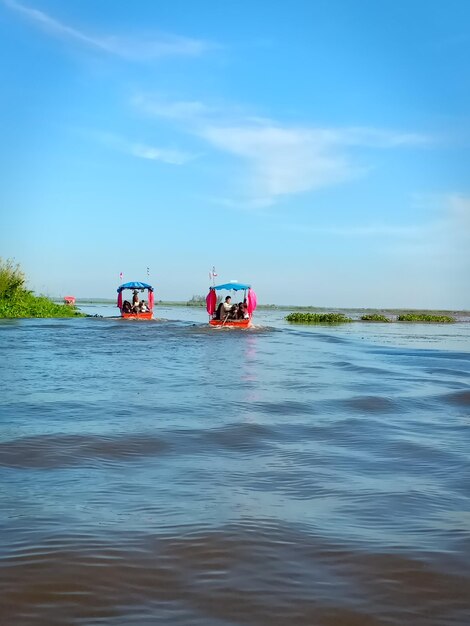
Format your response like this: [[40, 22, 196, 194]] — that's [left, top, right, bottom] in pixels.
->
[[212, 282, 251, 291], [117, 281, 154, 293]]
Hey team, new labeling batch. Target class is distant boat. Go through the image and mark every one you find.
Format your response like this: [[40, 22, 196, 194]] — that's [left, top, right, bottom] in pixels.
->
[[206, 281, 257, 328], [63, 295, 76, 306], [117, 281, 154, 320]]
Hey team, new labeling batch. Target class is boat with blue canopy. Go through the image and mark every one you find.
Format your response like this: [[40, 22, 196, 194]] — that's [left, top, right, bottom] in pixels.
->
[[117, 281, 155, 319], [206, 281, 257, 328]]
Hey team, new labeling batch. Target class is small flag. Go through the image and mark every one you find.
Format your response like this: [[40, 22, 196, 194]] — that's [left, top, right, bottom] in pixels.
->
[[147, 267, 150, 277], [119, 272, 123, 281], [212, 266, 218, 277]]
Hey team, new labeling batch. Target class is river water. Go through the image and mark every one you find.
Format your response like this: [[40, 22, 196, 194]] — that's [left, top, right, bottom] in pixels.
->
[[1, 305, 469, 625]]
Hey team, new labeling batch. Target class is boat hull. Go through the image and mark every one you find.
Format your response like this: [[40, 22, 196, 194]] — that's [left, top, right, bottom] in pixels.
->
[[209, 318, 252, 328], [121, 311, 153, 320]]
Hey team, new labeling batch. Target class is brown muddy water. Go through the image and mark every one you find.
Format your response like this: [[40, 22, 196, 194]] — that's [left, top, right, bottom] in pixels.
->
[[1, 306, 469, 625]]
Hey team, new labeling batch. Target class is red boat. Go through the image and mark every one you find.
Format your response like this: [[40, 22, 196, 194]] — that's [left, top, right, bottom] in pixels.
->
[[117, 281, 154, 319], [206, 281, 257, 328], [209, 318, 251, 328]]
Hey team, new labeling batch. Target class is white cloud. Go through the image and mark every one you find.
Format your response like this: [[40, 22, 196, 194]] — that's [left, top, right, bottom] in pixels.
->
[[444, 193, 470, 228], [2, 0, 212, 59], [132, 96, 215, 121], [133, 96, 433, 206], [93, 132, 195, 165], [411, 192, 470, 231], [129, 143, 195, 165], [375, 192, 470, 277], [198, 124, 358, 202], [328, 127, 432, 148], [285, 223, 423, 237]]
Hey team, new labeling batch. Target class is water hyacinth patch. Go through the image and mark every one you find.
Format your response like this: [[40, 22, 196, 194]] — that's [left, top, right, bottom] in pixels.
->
[[286, 312, 353, 324], [397, 313, 455, 323], [361, 314, 392, 322]]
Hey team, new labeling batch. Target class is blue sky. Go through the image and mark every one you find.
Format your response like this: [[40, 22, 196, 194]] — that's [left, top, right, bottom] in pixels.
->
[[1, 0, 469, 307]]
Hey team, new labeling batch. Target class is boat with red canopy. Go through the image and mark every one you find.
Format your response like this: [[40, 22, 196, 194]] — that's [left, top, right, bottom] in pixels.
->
[[117, 281, 155, 319], [206, 281, 257, 328]]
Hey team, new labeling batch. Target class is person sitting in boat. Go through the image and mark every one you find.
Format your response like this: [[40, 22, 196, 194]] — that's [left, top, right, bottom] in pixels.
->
[[237, 302, 249, 319], [228, 304, 238, 319], [217, 296, 232, 320], [132, 290, 140, 312], [122, 300, 132, 313], [140, 300, 149, 313], [214, 302, 223, 320]]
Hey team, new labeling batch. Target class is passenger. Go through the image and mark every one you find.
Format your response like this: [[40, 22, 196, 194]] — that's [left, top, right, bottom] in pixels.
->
[[140, 301, 149, 313], [132, 289, 140, 312], [214, 302, 223, 320], [219, 296, 232, 320], [122, 300, 132, 313], [236, 302, 244, 319], [242, 304, 249, 319], [229, 304, 238, 319]]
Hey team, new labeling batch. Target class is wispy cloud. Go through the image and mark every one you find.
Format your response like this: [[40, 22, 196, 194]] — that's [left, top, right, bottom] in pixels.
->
[[199, 123, 360, 202], [134, 95, 432, 206], [324, 127, 431, 148], [132, 96, 216, 121], [443, 193, 470, 228], [412, 192, 470, 229], [374, 192, 470, 273], [285, 223, 424, 238], [128, 143, 196, 165], [2, 0, 212, 59], [92, 132, 196, 165]]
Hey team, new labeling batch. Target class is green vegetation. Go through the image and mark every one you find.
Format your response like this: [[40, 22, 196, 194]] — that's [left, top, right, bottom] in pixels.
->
[[361, 314, 392, 322], [186, 295, 206, 306], [286, 312, 353, 324], [0, 258, 84, 319], [397, 313, 455, 323]]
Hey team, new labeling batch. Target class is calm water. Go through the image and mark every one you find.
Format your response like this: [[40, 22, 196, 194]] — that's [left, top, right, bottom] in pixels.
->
[[1, 306, 470, 625]]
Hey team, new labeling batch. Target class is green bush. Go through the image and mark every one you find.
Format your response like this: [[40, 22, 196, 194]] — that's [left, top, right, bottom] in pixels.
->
[[361, 314, 392, 322], [0, 291, 83, 319], [0, 258, 26, 299], [397, 313, 454, 323], [286, 312, 353, 324], [0, 258, 83, 319]]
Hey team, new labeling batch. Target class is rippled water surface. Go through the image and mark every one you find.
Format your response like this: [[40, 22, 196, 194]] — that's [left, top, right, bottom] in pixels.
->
[[1, 306, 470, 625]]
